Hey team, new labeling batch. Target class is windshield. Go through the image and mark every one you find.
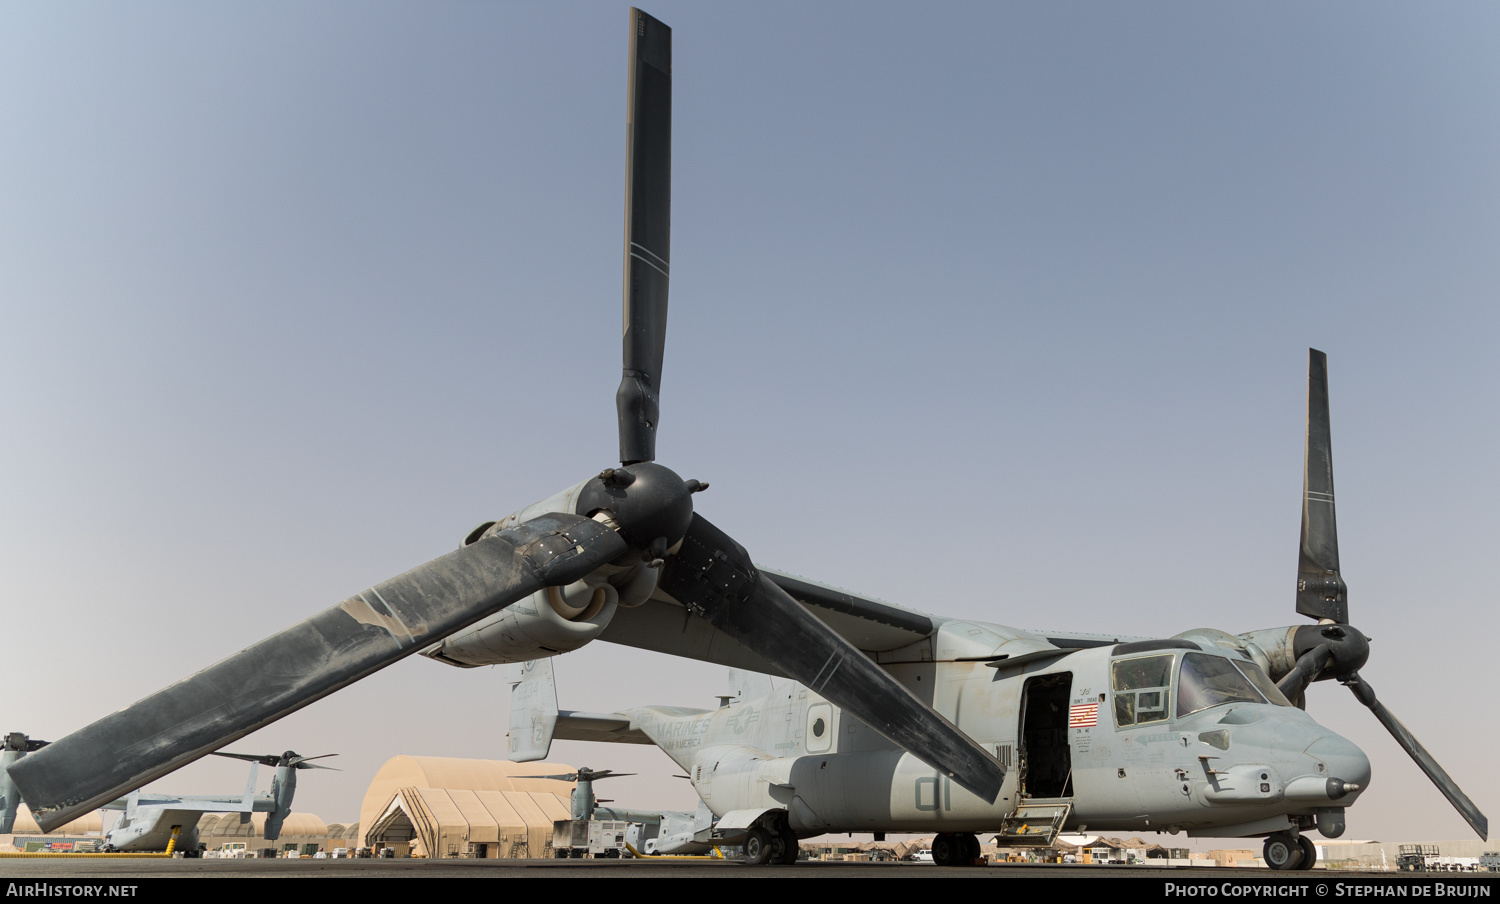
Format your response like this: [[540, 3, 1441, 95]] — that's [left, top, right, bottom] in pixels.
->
[[1177, 652, 1267, 717], [1232, 658, 1294, 707]]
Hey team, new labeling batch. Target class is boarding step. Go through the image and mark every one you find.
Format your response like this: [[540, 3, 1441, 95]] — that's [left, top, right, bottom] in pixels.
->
[[996, 800, 1072, 846]]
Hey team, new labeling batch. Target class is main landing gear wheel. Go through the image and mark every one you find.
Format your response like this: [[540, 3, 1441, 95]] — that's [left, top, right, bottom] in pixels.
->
[[773, 827, 799, 864], [1296, 835, 1317, 871], [743, 827, 773, 865], [1263, 833, 1304, 871], [931, 833, 957, 866], [932, 833, 976, 867], [962, 833, 981, 862]]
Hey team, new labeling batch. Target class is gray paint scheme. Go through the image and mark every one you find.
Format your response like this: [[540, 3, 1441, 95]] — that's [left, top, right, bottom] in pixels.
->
[[99, 752, 328, 852]]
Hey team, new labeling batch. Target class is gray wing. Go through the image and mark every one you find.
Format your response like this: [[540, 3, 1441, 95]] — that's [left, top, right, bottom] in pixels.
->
[[598, 568, 939, 674]]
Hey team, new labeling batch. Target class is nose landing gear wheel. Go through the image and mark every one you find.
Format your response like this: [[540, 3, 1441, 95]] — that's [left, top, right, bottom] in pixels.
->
[[1264, 833, 1304, 871], [1296, 835, 1317, 871]]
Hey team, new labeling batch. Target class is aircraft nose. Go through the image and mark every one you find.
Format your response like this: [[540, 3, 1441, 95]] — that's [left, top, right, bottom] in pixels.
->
[[1305, 733, 1371, 796]]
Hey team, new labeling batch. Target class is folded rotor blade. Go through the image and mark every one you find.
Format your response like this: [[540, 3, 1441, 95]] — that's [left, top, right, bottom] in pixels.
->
[[657, 513, 1006, 803], [616, 7, 672, 466], [1344, 672, 1488, 840], [10, 513, 627, 831], [1297, 348, 1348, 623], [1275, 642, 1331, 702]]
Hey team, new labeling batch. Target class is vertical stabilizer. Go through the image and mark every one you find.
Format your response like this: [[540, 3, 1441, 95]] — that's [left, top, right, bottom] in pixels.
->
[[508, 658, 560, 761], [727, 669, 774, 703], [0, 754, 20, 834], [1, 733, 45, 834], [265, 763, 296, 841]]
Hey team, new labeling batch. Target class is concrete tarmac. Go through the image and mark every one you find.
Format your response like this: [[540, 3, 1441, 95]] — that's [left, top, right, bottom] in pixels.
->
[[0, 859, 1457, 879]]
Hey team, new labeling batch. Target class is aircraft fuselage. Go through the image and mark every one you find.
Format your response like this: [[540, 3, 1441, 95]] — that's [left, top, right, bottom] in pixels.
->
[[620, 636, 1368, 839]]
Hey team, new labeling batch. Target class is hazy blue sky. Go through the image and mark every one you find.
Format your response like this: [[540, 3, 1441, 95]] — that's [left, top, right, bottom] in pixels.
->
[[3, 2, 1496, 845]]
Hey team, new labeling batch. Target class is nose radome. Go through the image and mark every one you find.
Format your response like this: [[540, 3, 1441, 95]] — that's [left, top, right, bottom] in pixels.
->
[[1306, 734, 1372, 793]]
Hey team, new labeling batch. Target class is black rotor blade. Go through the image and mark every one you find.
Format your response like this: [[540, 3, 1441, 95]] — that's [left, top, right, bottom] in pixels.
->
[[211, 752, 280, 768], [1275, 642, 1331, 702], [288, 753, 339, 770], [1297, 348, 1348, 622], [10, 513, 626, 832], [1343, 672, 1488, 840], [534, 770, 633, 782], [657, 513, 1006, 803], [616, 7, 672, 466], [212, 751, 338, 770]]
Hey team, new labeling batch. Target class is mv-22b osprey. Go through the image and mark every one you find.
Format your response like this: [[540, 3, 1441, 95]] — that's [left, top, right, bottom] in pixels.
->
[[3, 734, 333, 854], [8, 9, 1486, 870]]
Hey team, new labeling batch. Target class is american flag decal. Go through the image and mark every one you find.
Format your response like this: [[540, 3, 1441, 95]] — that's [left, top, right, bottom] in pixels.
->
[[1069, 703, 1098, 728]]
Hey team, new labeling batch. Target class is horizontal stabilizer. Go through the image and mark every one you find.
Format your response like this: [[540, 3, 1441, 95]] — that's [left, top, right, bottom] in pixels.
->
[[555, 711, 654, 746]]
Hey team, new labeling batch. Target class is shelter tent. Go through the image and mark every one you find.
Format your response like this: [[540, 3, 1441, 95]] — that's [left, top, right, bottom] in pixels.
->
[[358, 756, 575, 859]]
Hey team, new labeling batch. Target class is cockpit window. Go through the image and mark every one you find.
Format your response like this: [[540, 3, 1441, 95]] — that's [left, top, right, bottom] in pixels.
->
[[1111, 654, 1173, 727], [1177, 652, 1266, 717], [1232, 658, 1294, 707]]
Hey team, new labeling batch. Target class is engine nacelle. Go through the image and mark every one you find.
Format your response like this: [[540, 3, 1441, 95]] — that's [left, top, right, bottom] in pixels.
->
[[423, 478, 663, 667], [422, 577, 621, 667]]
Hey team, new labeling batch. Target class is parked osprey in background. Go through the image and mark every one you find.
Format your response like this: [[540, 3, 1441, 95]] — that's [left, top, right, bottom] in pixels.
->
[[3, 737, 333, 854]]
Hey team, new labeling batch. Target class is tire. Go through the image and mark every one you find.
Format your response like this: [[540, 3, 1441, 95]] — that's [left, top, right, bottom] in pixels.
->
[[743, 828, 773, 865], [932, 833, 963, 867], [776, 827, 800, 864], [1264, 834, 1303, 871], [1296, 835, 1317, 871], [961, 833, 981, 863]]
